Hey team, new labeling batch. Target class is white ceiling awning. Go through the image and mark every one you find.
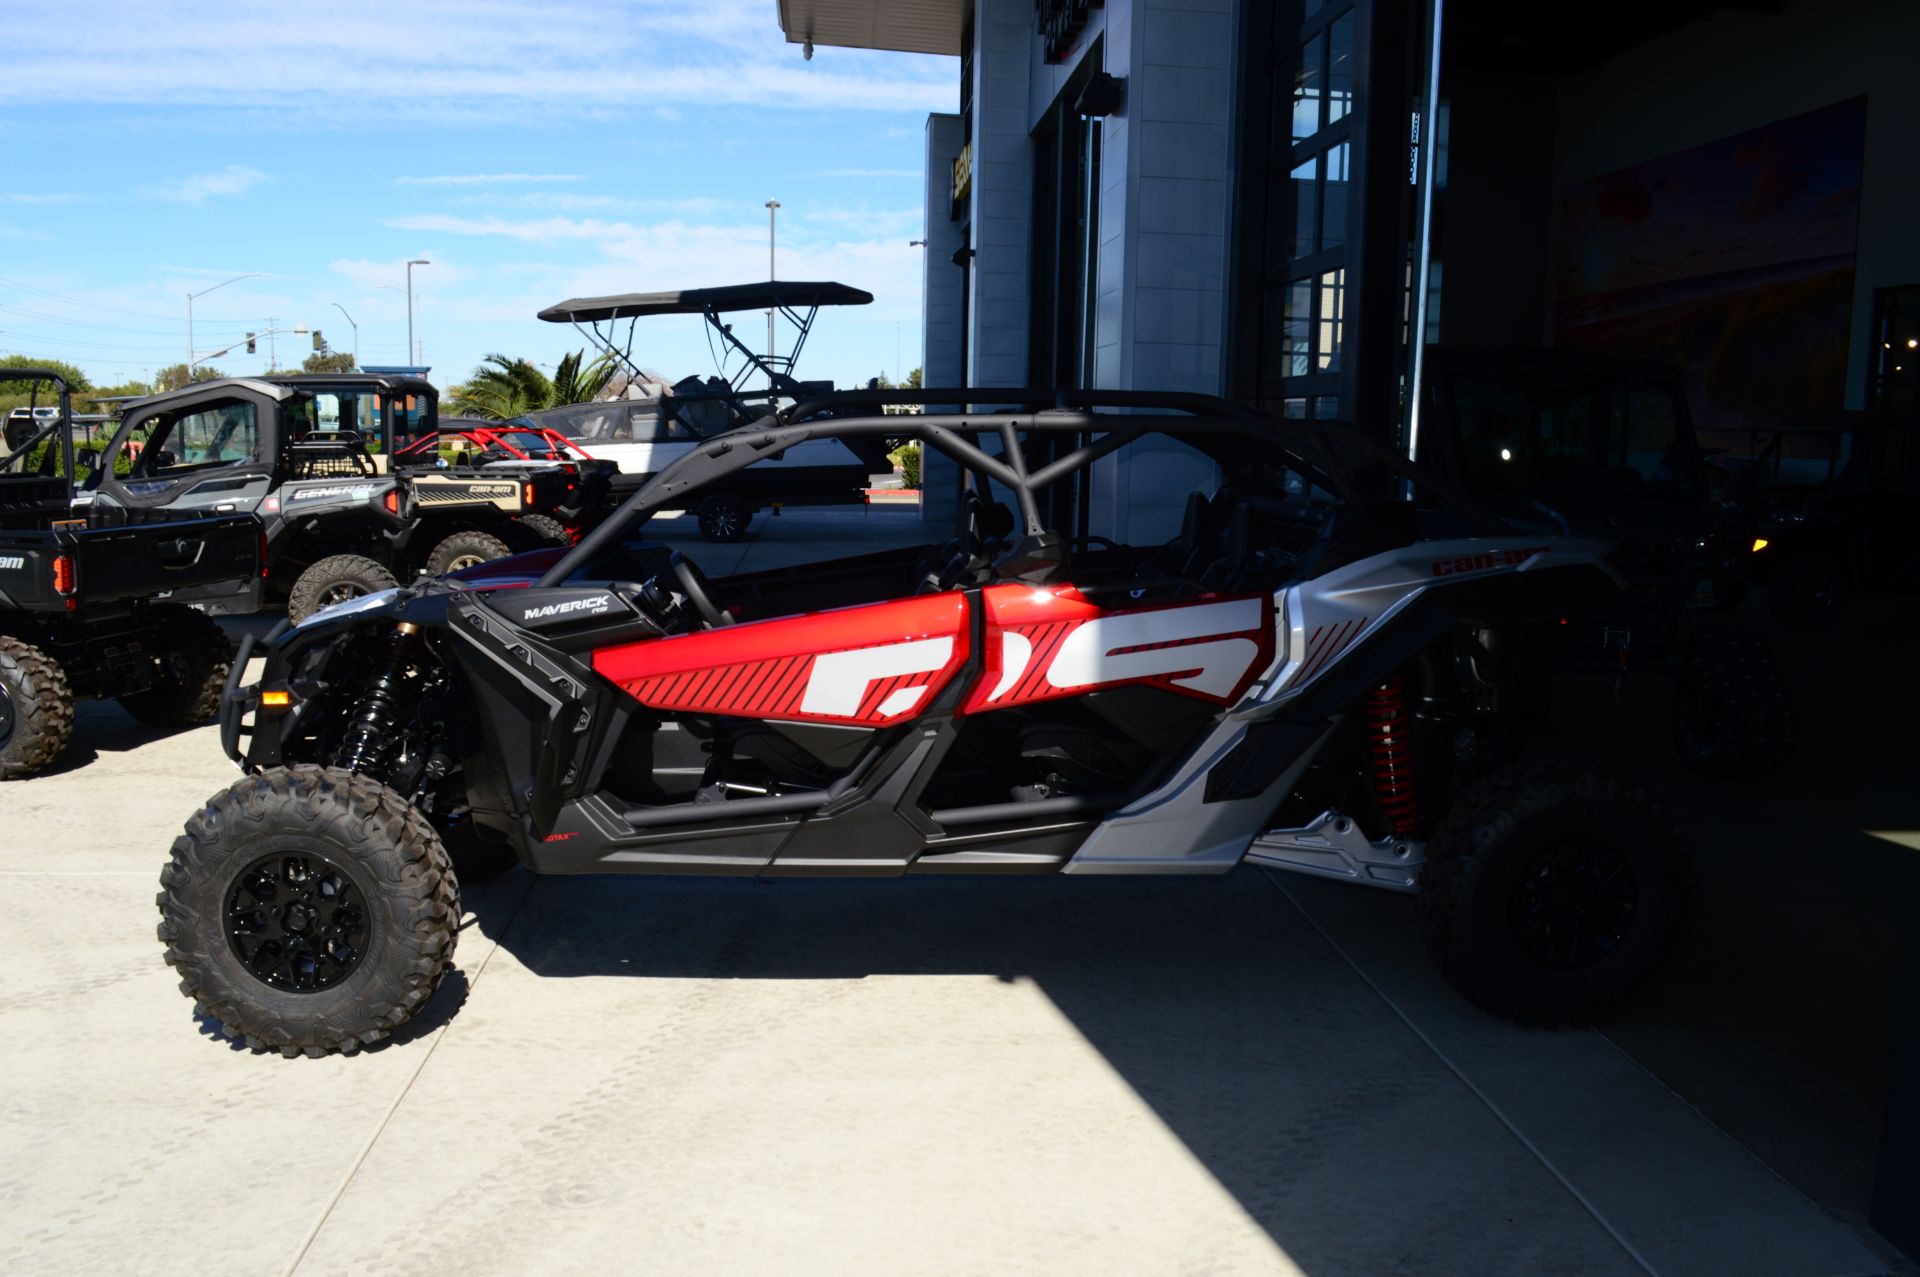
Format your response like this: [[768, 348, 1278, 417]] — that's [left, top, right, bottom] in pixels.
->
[[775, 0, 966, 56]]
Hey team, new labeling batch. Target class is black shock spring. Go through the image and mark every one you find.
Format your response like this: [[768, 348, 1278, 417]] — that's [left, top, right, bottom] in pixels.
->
[[335, 626, 420, 778]]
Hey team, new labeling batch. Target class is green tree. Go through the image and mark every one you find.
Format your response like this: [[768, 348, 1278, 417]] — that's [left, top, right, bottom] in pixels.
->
[[153, 363, 225, 393], [0, 355, 92, 415], [449, 349, 614, 421], [301, 350, 357, 374]]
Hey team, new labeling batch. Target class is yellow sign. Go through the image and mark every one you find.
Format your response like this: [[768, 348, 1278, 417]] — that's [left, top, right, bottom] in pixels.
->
[[952, 141, 973, 204]]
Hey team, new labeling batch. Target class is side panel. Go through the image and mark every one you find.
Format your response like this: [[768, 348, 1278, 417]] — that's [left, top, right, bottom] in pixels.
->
[[593, 592, 971, 727], [962, 584, 1274, 715]]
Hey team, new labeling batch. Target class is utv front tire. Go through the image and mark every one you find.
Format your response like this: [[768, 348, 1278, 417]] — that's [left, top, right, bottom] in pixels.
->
[[287, 555, 399, 624], [157, 766, 460, 1057], [426, 529, 512, 576], [1417, 762, 1691, 1025], [0, 637, 74, 780], [118, 604, 232, 728]]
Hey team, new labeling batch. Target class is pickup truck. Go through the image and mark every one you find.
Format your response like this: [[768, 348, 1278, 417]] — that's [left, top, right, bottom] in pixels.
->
[[1, 370, 259, 779]]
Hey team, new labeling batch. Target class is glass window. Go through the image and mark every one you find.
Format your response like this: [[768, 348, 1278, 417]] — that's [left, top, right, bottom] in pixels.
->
[[1327, 15, 1354, 126], [1623, 387, 1686, 486], [140, 401, 259, 476], [1283, 280, 1314, 378], [1292, 34, 1325, 143], [1320, 143, 1350, 252], [1316, 269, 1345, 372], [1291, 157, 1319, 257]]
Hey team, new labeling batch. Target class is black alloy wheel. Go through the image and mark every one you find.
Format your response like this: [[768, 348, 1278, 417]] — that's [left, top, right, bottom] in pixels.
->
[[1507, 839, 1637, 970], [225, 851, 371, 992], [0, 680, 14, 750]]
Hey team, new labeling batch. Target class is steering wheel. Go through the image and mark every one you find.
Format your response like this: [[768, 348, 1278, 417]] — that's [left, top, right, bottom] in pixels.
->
[[669, 552, 730, 629]]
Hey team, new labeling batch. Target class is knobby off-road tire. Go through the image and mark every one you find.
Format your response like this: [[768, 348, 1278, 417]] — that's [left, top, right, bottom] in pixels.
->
[[1669, 629, 1794, 779], [287, 554, 400, 624], [157, 766, 461, 1057], [1416, 761, 1692, 1026], [0, 636, 73, 780], [425, 530, 512, 577], [118, 603, 232, 728], [515, 513, 570, 546]]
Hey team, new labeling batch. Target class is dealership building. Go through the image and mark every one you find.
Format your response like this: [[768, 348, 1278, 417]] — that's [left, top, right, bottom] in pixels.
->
[[776, 0, 1918, 1257], [775, 0, 1918, 540]]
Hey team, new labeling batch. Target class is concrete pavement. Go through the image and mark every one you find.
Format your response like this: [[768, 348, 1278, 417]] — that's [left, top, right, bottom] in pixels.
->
[[0, 511, 1898, 1276]]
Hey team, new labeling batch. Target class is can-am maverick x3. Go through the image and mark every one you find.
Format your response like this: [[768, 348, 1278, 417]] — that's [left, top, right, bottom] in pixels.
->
[[159, 389, 1690, 1056]]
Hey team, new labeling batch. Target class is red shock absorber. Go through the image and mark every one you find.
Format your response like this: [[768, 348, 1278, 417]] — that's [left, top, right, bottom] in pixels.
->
[[1364, 674, 1420, 836]]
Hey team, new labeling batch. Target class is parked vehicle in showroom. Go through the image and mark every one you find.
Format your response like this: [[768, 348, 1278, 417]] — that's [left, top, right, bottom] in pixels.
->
[[82, 375, 601, 621], [0, 370, 257, 779], [1417, 345, 1792, 776], [159, 387, 1690, 1056], [532, 281, 894, 542], [1712, 409, 1920, 630]]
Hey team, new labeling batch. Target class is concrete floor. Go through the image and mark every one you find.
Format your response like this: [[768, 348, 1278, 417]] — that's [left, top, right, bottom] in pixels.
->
[[0, 511, 1906, 1276]]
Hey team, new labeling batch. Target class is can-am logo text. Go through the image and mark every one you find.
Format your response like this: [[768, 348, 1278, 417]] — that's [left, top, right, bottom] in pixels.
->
[[0, 555, 23, 570]]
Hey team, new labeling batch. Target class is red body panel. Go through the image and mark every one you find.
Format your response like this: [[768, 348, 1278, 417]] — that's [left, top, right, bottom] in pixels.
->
[[961, 584, 1274, 714], [593, 592, 972, 726]]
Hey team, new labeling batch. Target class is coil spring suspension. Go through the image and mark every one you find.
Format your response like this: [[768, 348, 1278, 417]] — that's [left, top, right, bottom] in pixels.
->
[[1364, 674, 1420, 836], [335, 625, 419, 779]]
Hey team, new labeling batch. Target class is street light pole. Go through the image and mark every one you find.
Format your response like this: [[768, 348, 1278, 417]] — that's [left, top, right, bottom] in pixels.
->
[[764, 200, 780, 388], [406, 259, 430, 366], [185, 272, 265, 373], [331, 302, 360, 369]]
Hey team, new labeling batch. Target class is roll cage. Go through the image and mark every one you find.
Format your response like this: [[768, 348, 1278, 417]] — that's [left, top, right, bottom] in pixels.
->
[[538, 387, 1503, 590]]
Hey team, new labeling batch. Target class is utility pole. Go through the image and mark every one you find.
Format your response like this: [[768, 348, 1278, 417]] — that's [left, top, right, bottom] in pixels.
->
[[406, 259, 430, 365], [185, 272, 265, 373], [267, 317, 276, 369], [331, 302, 360, 369], [764, 200, 780, 390]]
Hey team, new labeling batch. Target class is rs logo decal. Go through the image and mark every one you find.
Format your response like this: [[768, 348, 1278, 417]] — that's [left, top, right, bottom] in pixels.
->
[[964, 587, 1274, 713], [801, 637, 954, 719]]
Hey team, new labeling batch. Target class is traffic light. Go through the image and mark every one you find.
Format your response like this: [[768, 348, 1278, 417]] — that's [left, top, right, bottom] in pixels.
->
[[245, 332, 256, 354], [312, 330, 325, 352]]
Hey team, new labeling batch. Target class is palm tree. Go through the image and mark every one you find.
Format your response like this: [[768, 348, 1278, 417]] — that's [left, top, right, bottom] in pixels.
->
[[449, 349, 616, 420]]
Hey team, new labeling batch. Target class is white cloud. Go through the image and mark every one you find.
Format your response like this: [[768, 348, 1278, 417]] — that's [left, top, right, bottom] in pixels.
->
[[395, 174, 586, 187], [0, 1, 955, 120], [0, 193, 83, 205], [144, 165, 267, 204], [446, 192, 729, 214]]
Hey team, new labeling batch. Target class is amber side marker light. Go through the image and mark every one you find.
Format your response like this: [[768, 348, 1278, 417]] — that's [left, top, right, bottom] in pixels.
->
[[259, 689, 292, 709], [1751, 537, 1770, 553]]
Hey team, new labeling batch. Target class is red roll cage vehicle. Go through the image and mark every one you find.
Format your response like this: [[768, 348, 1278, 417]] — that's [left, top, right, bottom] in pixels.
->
[[158, 389, 1690, 1057]]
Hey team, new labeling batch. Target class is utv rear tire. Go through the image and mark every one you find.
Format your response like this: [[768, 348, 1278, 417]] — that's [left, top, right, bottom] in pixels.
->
[[1417, 761, 1691, 1026], [516, 513, 570, 546], [0, 637, 74, 780], [1670, 630, 1793, 778], [287, 555, 399, 624], [157, 766, 460, 1057], [696, 493, 753, 543], [426, 530, 512, 576], [118, 604, 232, 728]]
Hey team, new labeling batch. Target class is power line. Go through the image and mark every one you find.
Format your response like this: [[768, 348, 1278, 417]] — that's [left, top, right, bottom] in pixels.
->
[[0, 302, 249, 338], [0, 274, 257, 325]]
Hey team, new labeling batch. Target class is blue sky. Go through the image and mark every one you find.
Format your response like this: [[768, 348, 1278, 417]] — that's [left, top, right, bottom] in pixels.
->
[[0, 0, 954, 391]]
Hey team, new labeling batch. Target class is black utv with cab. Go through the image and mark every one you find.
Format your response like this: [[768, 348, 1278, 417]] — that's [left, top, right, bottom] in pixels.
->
[[84, 374, 600, 621], [0, 371, 257, 779]]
